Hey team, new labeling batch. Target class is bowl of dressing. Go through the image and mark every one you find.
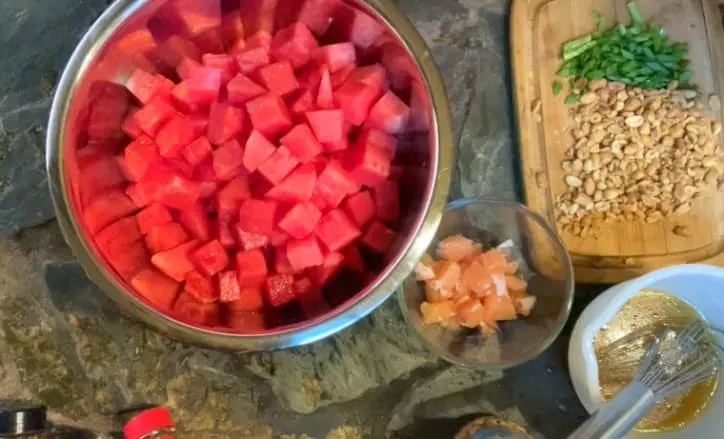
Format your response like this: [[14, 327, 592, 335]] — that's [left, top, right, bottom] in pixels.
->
[[568, 264, 724, 438]]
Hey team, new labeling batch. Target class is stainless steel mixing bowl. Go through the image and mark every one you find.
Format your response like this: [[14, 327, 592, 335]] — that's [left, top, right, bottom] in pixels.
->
[[46, 0, 453, 350]]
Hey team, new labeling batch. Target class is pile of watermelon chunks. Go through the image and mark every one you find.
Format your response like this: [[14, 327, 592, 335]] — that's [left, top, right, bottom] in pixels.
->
[[75, 0, 430, 332]]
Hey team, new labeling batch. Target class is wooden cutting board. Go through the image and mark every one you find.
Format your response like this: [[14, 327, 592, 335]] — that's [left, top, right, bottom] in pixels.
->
[[511, 0, 724, 283]]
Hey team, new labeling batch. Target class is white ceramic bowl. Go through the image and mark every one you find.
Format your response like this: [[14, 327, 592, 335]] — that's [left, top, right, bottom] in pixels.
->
[[568, 264, 724, 439]]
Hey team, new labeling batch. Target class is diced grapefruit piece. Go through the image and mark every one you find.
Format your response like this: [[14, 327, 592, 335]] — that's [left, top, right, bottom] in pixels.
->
[[483, 294, 518, 322], [515, 296, 536, 317], [457, 298, 486, 328], [437, 235, 480, 262], [414, 253, 435, 281], [420, 300, 456, 325]]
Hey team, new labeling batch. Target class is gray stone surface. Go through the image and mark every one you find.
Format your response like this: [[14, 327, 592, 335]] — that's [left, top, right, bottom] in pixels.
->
[[0, 0, 593, 437]]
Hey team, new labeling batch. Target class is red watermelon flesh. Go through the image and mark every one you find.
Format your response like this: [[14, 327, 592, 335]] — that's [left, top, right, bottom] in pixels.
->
[[265, 273, 296, 307], [212, 138, 246, 181], [202, 53, 238, 84], [345, 140, 391, 187], [316, 68, 334, 109], [297, 0, 338, 36], [278, 201, 322, 239], [274, 247, 296, 274], [361, 220, 396, 253], [305, 109, 345, 143], [341, 245, 366, 272], [309, 250, 344, 286], [134, 96, 176, 137], [342, 190, 374, 227], [367, 90, 410, 134], [145, 222, 190, 253], [235, 46, 271, 74], [122, 108, 143, 139], [257, 146, 299, 184], [184, 270, 218, 303], [245, 94, 293, 139], [191, 239, 230, 276], [227, 286, 265, 311], [182, 136, 213, 166], [331, 64, 355, 88], [179, 202, 212, 240], [270, 22, 318, 69], [257, 61, 299, 96], [315, 43, 356, 72], [238, 199, 278, 236], [266, 163, 317, 203], [373, 179, 400, 223], [156, 115, 197, 157], [314, 160, 358, 208], [84, 188, 138, 234], [280, 124, 323, 163], [95, 217, 142, 260], [334, 80, 383, 126], [289, 90, 314, 116], [235, 225, 270, 250], [227, 309, 266, 331], [187, 66, 223, 105], [315, 209, 360, 252], [218, 270, 241, 302], [173, 292, 220, 326], [236, 248, 268, 287], [177, 56, 203, 79], [151, 240, 201, 282], [227, 73, 267, 105], [207, 102, 244, 145], [125, 68, 166, 104], [287, 236, 324, 271], [131, 268, 180, 310], [243, 130, 276, 172], [217, 176, 251, 220], [136, 203, 173, 234], [216, 219, 237, 249]]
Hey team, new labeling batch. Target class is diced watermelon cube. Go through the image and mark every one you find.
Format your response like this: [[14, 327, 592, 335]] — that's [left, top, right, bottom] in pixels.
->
[[227, 73, 267, 105], [309, 251, 344, 286], [134, 97, 177, 136], [296, 64, 324, 92], [151, 240, 201, 282], [246, 94, 293, 139], [145, 222, 190, 253], [356, 127, 396, 158], [193, 28, 226, 55], [126, 184, 151, 208], [270, 229, 290, 247], [274, 247, 296, 273], [294, 276, 315, 296], [216, 219, 237, 249], [164, 156, 195, 179], [126, 69, 166, 104], [131, 268, 180, 310], [141, 168, 203, 209], [179, 203, 211, 240], [238, 199, 278, 236], [202, 53, 238, 84], [86, 82, 128, 143], [286, 236, 324, 271], [191, 240, 229, 276], [187, 113, 210, 137], [298, 0, 338, 35], [235, 46, 270, 74], [218, 270, 241, 302], [265, 163, 317, 203], [242, 130, 276, 171], [270, 22, 318, 69], [220, 10, 246, 48], [279, 124, 323, 163], [156, 115, 197, 157], [342, 245, 366, 272], [278, 201, 322, 239], [183, 136, 213, 166], [216, 176, 251, 220], [305, 110, 345, 143], [122, 107, 144, 139], [345, 64, 388, 90], [212, 138, 245, 181], [226, 310, 266, 331], [106, 240, 152, 281], [207, 102, 244, 145], [234, 225, 270, 250], [257, 61, 299, 96], [136, 203, 173, 234], [314, 43, 356, 72], [187, 66, 223, 105], [316, 68, 334, 109], [289, 90, 314, 116], [159, 36, 202, 68], [373, 179, 400, 223], [331, 5, 384, 49], [185, 270, 219, 303], [77, 147, 127, 200], [408, 81, 430, 132], [236, 249, 268, 287], [342, 190, 375, 227], [177, 56, 203, 79], [154, 74, 176, 98], [380, 42, 418, 90], [334, 80, 383, 126], [114, 154, 133, 181], [331, 64, 355, 88], [226, 285, 265, 311], [265, 273, 296, 307], [367, 90, 410, 134], [170, 81, 201, 113], [315, 209, 361, 251], [257, 146, 299, 184], [173, 292, 220, 326], [84, 189, 138, 234], [345, 141, 391, 187], [95, 216, 143, 258], [361, 220, 396, 253], [314, 160, 359, 208]]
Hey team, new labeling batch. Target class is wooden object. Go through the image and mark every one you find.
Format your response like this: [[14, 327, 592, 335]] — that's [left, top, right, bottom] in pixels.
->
[[511, 0, 724, 283]]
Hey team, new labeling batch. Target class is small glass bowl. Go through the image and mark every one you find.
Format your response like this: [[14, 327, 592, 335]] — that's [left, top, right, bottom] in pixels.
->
[[397, 198, 575, 369]]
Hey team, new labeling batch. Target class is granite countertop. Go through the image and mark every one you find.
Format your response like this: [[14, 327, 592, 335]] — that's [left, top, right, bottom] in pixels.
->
[[0, 0, 596, 437]]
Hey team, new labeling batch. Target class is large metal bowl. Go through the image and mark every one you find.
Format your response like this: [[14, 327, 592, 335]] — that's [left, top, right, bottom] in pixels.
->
[[46, 0, 453, 351]]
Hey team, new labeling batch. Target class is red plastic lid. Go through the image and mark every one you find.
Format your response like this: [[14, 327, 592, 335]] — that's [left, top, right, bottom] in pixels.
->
[[123, 407, 174, 439]]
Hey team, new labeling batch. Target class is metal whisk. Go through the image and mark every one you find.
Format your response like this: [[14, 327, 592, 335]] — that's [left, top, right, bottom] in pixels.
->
[[567, 320, 720, 439]]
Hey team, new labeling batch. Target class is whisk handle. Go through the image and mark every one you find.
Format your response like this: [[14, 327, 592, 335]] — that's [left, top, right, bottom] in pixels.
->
[[567, 381, 656, 439]]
